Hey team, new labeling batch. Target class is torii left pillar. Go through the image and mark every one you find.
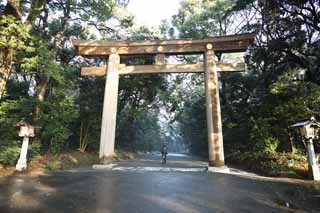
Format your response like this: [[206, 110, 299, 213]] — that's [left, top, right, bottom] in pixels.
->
[[99, 54, 120, 159], [205, 44, 225, 167]]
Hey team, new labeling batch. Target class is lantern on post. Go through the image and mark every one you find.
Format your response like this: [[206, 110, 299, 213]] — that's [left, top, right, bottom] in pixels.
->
[[291, 117, 320, 181], [15, 121, 37, 171]]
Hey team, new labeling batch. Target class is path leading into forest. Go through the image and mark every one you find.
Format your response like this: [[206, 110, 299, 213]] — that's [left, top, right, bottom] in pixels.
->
[[107, 153, 209, 170], [0, 153, 320, 212]]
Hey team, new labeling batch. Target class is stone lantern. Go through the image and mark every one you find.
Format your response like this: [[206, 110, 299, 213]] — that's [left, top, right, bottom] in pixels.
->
[[291, 117, 320, 181], [15, 121, 36, 171]]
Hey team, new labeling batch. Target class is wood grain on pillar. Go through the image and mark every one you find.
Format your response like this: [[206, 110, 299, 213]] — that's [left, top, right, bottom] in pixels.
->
[[205, 47, 225, 167], [99, 54, 120, 159]]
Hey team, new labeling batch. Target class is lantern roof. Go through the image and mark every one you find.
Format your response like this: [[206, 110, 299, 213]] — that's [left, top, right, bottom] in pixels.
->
[[16, 121, 33, 127], [290, 117, 320, 128]]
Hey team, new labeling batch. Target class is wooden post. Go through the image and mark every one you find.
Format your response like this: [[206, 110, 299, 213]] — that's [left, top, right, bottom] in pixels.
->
[[205, 44, 225, 167], [99, 54, 120, 159]]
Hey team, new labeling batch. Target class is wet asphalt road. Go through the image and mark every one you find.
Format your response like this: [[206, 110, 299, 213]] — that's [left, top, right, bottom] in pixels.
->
[[0, 154, 320, 213]]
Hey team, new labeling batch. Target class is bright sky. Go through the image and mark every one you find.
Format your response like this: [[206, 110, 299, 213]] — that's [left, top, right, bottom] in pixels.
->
[[127, 0, 182, 27]]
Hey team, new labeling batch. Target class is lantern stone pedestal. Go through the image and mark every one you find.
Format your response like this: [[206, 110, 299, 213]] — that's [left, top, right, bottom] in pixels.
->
[[291, 117, 320, 181], [16, 137, 29, 171], [15, 122, 36, 172], [307, 139, 320, 181], [309, 165, 320, 181], [207, 166, 230, 173]]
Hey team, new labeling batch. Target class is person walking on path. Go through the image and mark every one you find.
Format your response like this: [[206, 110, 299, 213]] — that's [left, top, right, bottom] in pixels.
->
[[161, 144, 168, 164]]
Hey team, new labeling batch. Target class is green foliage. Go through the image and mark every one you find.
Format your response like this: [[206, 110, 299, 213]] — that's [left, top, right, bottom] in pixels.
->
[[41, 159, 62, 171], [0, 139, 40, 166], [41, 89, 79, 153], [256, 137, 280, 154], [249, 118, 279, 153], [228, 145, 308, 177], [175, 86, 208, 155], [0, 96, 36, 141], [0, 141, 21, 165], [28, 142, 41, 159], [76, 0, 116, 22], [0, 15, 31, 51], [117, 107, 163, 151], [161, 73, 208, 155], [2, 40, 80, 154], [79, 77, 104, 151], [172, 0, 249, 38]]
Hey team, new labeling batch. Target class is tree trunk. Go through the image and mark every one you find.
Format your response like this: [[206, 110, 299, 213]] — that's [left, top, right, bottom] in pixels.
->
[[34, 76, 49, 120], [0, 48, 13, 100]]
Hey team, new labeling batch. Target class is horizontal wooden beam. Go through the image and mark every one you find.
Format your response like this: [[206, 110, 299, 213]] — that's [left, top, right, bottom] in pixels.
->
[[81, 66, 107, 76], [81, 65, 127, 76], [215, 62, 246, 72], [73, 33, 255, 56], [78, 44, 206, 56], [121, 64, 204, 74], [81, 62, 245, 76]]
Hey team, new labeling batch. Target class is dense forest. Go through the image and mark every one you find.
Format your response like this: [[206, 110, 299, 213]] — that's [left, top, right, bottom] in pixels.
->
[[0, 0, 319, 176]]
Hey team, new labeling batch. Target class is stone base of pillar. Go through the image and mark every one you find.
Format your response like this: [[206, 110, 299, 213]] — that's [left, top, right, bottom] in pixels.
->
[[207, 166, 230, 174], [208, 160, 225, 167], [15, 159, 27, 171], [100, 155, 115, 164], [308, 165, 320, 181], [93, 163, 116, 170]]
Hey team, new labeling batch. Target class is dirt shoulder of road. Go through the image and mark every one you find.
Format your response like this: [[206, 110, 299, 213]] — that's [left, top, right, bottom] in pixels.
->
[[0, 150, 137, 177]]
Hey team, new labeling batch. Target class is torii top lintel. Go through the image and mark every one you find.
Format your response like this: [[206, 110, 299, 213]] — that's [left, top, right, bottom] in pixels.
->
[[72, 33, 255, 56]]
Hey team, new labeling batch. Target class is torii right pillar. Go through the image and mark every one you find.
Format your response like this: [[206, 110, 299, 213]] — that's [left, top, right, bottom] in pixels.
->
[[205, 44, 225, 167]]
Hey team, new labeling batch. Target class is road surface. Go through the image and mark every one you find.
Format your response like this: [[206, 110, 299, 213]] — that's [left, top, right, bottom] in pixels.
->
[[0, 153, 319, 212]]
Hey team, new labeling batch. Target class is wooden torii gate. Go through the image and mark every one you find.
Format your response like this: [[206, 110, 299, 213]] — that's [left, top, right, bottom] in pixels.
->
[[72, 33, 255, 167]]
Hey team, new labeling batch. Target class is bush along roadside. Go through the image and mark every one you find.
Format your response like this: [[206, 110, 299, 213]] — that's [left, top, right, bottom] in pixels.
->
[[226, 144, 309, 179]]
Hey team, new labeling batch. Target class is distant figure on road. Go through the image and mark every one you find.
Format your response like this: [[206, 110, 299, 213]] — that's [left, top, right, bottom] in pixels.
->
[[161, 144, 168, 164]]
